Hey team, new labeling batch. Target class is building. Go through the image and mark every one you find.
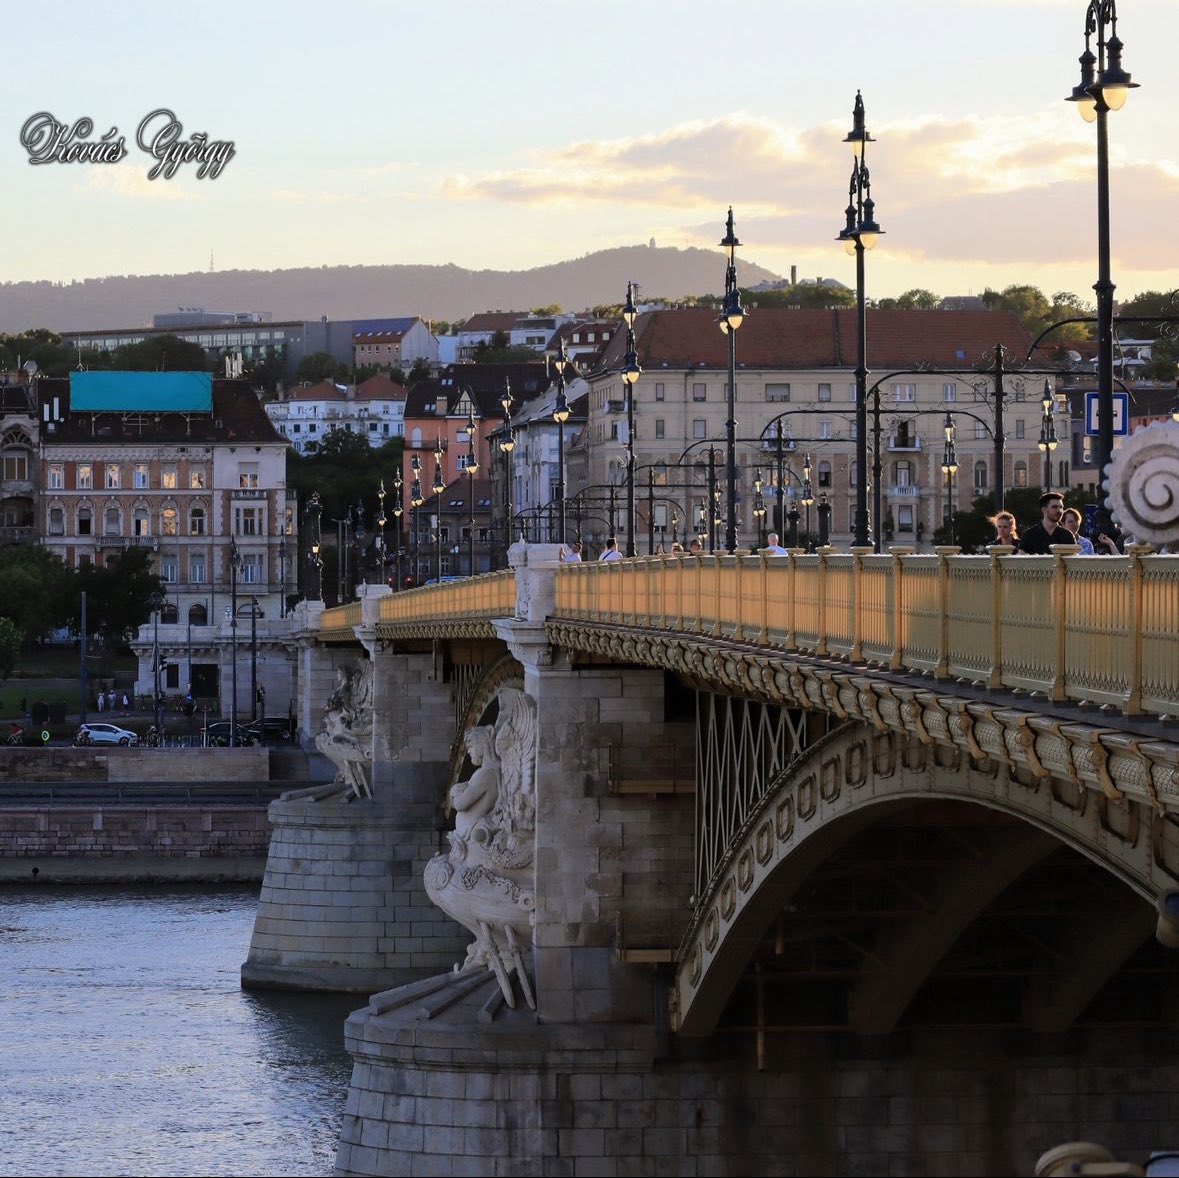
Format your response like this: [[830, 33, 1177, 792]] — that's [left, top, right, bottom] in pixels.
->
[[352, 318, 439, 373], [0, 374, 37, 546], [36, 371, 294, 707], [266, 373, 408, 455], [587, 307, 1055, 551]]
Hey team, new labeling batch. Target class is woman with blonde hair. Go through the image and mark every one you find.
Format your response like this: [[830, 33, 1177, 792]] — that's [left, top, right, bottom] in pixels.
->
[[987, 510, 1021, 551]]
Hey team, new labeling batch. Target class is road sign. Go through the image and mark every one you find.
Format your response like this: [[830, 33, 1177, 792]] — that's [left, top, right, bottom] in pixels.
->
[[1084, 391, 1129, 437]]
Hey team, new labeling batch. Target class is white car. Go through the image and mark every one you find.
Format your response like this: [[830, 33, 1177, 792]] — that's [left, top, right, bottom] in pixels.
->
[[75, 722, 140, 747]]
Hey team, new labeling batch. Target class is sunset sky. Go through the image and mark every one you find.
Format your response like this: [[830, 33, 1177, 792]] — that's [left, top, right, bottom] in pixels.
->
[[5, 0, 1178, 304]]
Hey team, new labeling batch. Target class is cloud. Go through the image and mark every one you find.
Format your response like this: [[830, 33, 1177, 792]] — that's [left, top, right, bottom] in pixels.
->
[[269, 188, 371, 205], [81, 166, 198, 201]]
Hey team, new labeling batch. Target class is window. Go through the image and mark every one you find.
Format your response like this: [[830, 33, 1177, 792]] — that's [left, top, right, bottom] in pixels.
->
[[693, 419, 707, 439], [654, 419, 665, 439], [48, 507, 64, 535], [898, 506, 914, 533], [819, 420, 833, 439], [161, 466, 178, 490], [895, 461, 913, 487], [818, 383, 832, 402], [974, 461, 988, 490], [77, 464, 93, 490], [189, 468, 206, 490], [48, 464, 64, 490], [104, 507, 120, 535], [974, 420, 987, 440], [235, 507, 263, 536], [765, 383, 790, 402], [283, 506, 294, 535], [1015, 419, 1025, 439], [1014, 461, 1028, 488], [188, 506, 206, 536], [655, 382, 665, 401], [78, 508, 92, 536], [239, 463, 259, 489], [161, 508, 178, 537], [943, 383, 957, 402], [190, 554, 205, 584], [240, 555, 261, 584], [849, 461, 859, 488], [161, 557, 178, 584], [134, 464, 150, 489], [2, 451, 27, 480], [134, 509, 150, 537], [893, 384, 915, 403], [848, 384, 857, 402], [818, 461, 832, 488], [692, 383, 707, 402]]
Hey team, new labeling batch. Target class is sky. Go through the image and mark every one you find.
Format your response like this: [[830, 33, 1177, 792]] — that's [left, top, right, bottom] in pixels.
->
[[4, 0, 1178, 305]]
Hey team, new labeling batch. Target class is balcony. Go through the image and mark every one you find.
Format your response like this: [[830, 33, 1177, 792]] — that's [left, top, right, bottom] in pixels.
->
[[604, 400, 629, 415], [888, 436, 924, 452], [888, 485, 921, 498]]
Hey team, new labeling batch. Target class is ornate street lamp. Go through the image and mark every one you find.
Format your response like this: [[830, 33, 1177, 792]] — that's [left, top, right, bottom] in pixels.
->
[[390, 468, 403, 587], [229, 536, 240, 747], [410, 454, 424, 587], [376, 477, 388, 584], [942, 412, 959, 545], [499, 379, 515, 564], [305, 491, 323, 602], [718, 207, 746, 553], [837, 90, 884, 550], [1067, 0, 1136, 532], [1039, 379, 1059, 490], [465, 407, 480, 575], [752, 468, 767, 549], [620, 282, 642, 556], [552, 338, 571, 545], [432, 437, 445, 582], [149, 590, 164, 737], [801, 454, 816, 551]]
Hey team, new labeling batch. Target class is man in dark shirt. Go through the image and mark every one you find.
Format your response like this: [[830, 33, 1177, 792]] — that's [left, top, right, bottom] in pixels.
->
[[1019, 492, 1069, 554]]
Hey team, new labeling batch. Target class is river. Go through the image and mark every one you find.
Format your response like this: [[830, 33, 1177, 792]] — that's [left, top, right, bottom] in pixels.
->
[[0, 884, 360, 1177]]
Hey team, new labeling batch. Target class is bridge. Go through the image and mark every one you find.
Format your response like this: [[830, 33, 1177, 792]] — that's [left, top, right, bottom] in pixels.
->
[[242, 542, 1179, 1176]]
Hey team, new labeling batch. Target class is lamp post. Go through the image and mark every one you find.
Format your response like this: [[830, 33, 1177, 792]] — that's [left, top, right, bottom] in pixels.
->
[[465, 407, 479, 575], [752, 468, 767, 549], [277, 531, 287, 618], [249, 594, 259, 722], [837, 90, 883, 549], [305, 491, 323, 602], [1067, 0, 1136, 531], [432, 437, 445, 581], [376, 477, 388, 585], [801, 454, 815, 550], [390, 468, 403, 587], [1039, 379, 1059, 490], [942, 412, 959, 545], [499, 380, 515, 564], [229, 537, 240, 748], [552, 338, 571, 545], [718, 207, 746, 553], [149, 590, 164, 737], [620, 282, 642, 556], [410, 454, 424, 586]]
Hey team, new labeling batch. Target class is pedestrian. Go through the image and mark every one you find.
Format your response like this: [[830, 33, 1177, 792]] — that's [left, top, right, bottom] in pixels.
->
[[107, 689, 116, 712], [1061, 507, 1095, 555], [762, 532, 788, 556], [96, 690, 105, 713], [688, 538, 703, 555], [599, 537, 622, 562], [1018, 492, 1069, 555], [561, 541, 583, 563], [121, 692, 129, 712], [987, 511, 1021, 551], [670, 543, 685, 555]]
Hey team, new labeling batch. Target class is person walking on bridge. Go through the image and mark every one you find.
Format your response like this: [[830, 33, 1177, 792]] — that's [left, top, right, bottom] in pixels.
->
[[1019, 492, 1068, 555]]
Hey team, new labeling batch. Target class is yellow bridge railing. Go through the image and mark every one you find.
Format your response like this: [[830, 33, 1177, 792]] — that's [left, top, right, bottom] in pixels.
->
[[317, 549, 1179, 719]]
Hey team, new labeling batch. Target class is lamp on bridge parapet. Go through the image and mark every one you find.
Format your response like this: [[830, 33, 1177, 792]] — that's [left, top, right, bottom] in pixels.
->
[[837, 90, 884, 551], [304, 491, 323, 602], [409, 455, 424, 586], [552, 339, 570, 546], [1039, 379, 1060, 491], [620, 282, 642, 557], [229, 536, 240, 748], [465, 404, 480, 576], [801, 454, 816, 550], [718, 207, 746, 554], [942, 412, 959, 545], [149, 590, 164, 737], [1066, 0, 1137, 535], [499, 379, 515, 566]]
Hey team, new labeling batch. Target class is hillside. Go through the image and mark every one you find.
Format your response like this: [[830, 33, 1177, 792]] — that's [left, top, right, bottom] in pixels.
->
[[0, 246, 783, 333]]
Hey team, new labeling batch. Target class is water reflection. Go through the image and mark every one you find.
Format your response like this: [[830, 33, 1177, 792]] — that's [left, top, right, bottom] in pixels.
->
[[0, 885, 359, 1177]]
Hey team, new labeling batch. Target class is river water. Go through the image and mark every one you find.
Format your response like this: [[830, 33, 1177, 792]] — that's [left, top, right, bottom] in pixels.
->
[[0, 885, 360, 1177]]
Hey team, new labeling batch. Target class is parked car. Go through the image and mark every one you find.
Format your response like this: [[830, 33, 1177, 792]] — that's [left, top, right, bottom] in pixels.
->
[[203, 722, 255, 747], [75, 722, 140, 747], [245, 717, 293, 744]]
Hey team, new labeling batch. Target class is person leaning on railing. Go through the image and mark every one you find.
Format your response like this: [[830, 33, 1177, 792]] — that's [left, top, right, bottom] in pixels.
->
[[987, 511, 1021, 551]]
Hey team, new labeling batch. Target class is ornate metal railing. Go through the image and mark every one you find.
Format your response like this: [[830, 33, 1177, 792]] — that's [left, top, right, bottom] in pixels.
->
[[378, 570, 515, 628]]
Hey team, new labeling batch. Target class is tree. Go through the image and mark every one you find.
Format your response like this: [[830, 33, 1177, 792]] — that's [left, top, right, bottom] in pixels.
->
[[111, 334, 211, 371], [296, 352, 350, 384], [749, 285, 856, 311], [531, 305, 563, 315], [76, 547, 165, 649], [0, 617, 22, 683], [407, 358, 433, 385], [876, 288, 940, 311], [0, 546, 75, 641], [287, 429, 382, 524]]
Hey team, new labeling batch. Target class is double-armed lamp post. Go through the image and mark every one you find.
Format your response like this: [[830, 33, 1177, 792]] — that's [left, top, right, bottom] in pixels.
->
[[1067, 0, 1136, 530], [942, 412, 959, 545], [718, 208, 746, 553], [620, 283, 642, 556], [1039, 380, 1059, 491], [465, 407, 480, 575], [837, 91, 883, 550], [552, 338, 571, 545], [499, 379, 515, 563]]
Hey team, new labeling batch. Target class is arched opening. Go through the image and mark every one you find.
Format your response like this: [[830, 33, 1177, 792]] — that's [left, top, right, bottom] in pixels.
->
[[188, 604, 208, 626]]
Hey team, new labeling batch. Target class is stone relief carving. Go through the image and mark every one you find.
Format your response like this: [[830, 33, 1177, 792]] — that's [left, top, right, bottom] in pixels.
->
[[315, 661, 374, 799], [424, 686, 537, 1008]]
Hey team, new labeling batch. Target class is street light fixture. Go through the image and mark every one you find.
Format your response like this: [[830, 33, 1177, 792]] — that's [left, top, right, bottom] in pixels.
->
[[620, 282, 642, 556], [1067, 0, 1136, 530], [465, 407, 480, 575], [837, 90, 884, 550], [718, 207, 746, 553], [1039, 379, 1059, 490], [376, 477, 388, 585], [410, 454, 424, 586], [752, 468, 767, 549], [499, 379, 515, 563], [305, 491, 323, 602], [229, 537, 240, 747], [801, 453, 816, 550], [432, 437, 445, 581], [552, 337, 571, 545], [149, 590, 164, 737], [942, 412, 959, 545]]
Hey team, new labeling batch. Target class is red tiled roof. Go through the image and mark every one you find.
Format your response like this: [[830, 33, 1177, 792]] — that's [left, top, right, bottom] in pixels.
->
[[356, 373, 408, 401], [286, 379, 346, 402], [596, 308, 1035, 372], [461, 312, 523, 333]]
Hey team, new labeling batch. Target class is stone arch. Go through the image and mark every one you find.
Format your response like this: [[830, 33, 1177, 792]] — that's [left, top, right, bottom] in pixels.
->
[[675, 721, 1169, 1037], [445, 652, 523, 808]]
